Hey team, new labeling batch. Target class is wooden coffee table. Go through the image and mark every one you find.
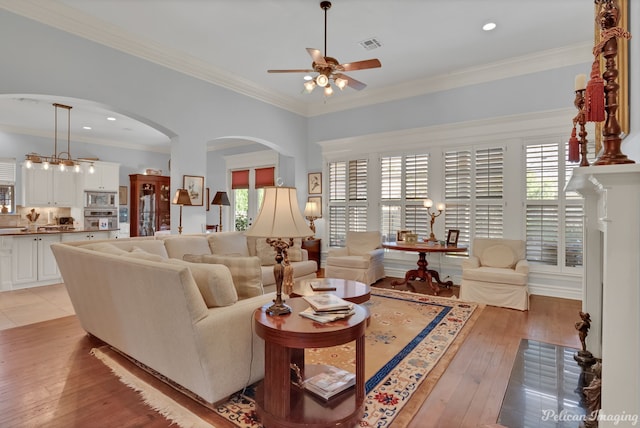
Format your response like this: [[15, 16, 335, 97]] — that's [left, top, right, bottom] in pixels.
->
[[290, 278, 371, 304], [254, 298, 367, 428]]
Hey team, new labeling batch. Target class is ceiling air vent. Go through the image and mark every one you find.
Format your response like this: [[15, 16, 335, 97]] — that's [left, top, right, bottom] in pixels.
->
[[359, 37, 382, 51]]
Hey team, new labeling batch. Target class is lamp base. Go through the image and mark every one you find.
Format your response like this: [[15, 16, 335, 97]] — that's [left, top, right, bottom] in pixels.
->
[[266, 301, 292, 316]]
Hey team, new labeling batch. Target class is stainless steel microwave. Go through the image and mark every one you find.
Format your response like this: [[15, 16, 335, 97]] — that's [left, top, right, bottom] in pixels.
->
[[85, 191, 117, 208]]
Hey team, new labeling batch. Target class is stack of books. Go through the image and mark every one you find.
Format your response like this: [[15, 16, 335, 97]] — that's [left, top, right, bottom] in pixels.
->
[[304, 365, 356, 401], [300, 294, 355, 323]]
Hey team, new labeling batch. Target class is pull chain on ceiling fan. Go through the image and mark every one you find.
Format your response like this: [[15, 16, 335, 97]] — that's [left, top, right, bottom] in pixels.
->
[[267, 1, 381, 96]]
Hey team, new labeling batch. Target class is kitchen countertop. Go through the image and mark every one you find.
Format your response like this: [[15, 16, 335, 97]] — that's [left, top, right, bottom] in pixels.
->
[[0, 227, 120, 236]]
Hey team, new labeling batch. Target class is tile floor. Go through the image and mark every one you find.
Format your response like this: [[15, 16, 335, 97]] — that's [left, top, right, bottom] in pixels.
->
[[0, 283, 75, 331]]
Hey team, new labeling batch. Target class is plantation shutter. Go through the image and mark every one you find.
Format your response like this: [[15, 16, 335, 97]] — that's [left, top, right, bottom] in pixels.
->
[[444, 150, 471, 246], [525, 143, 559, 265], [474, 148, 504, 238], [348, 159, 367, 201], [329, 161, 346, 202], [328, 159, 367, 246], [0, 158, 16, 184], [329, 205, 346, 247]]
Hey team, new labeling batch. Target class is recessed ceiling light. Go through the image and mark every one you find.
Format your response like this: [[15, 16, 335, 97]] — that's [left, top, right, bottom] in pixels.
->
[[107, 116, 116, 121], [483, 22, 497, 31], [83, 126, 92, 130]]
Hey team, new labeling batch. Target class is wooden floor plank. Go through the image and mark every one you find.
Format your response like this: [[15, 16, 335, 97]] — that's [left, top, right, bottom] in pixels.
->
[[0, 288, 582, 428]]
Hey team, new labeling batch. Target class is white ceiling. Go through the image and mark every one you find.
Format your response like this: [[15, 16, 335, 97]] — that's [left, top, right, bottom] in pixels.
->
[[0, 0, 595, 150]]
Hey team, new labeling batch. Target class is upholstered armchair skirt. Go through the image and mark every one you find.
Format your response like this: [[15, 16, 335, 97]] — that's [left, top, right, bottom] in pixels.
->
[[325, 231, 385, 285], [460, 238, 529, 310]]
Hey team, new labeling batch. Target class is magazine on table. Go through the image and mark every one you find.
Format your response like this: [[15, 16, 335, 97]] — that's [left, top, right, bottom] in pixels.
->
[[299, 307, 355, 323], [303, 294, 353, 312], [304, 365, 355, 401]]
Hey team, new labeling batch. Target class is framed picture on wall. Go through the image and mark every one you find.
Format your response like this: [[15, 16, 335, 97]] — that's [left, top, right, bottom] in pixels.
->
[[118, 186, 128, 206], [308, 196, 322, 217], [308, 172, 322, 195], [206, 188, 210, 211], [447, 229, 460, 247], [183, 175, 204, 206]]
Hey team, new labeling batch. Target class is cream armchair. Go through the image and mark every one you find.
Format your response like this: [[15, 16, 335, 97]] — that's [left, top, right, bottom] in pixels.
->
[[325, 231, 385, 285], [460, 238, 529, 310]]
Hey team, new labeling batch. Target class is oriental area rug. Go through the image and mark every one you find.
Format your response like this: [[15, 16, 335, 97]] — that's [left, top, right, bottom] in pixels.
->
[[91, 288, 482, 428]]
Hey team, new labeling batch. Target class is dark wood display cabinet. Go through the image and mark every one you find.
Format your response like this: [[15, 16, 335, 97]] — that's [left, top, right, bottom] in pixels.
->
[[302, 238, 321, 272], [129, 174, 171, 237]]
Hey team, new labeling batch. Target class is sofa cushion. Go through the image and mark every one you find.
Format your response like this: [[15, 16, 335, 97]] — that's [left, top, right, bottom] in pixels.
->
[[183, 254, 263, 299], [82, 242, 129, 256], [124, 240, 170, 258], [164, 236, 212, 259], [481, 244, 516, 269], [207, 232, 250, 257], [167, 259, 238, 307], [126, 247, 167, 262], [462, 266, 527, 286], [346, 231, 381, 256]]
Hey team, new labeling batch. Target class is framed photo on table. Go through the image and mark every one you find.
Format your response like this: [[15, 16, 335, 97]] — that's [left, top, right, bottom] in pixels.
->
[[308, 172, 322, 195], [183, 175, 204, 206], [447, 229, 460, 247]]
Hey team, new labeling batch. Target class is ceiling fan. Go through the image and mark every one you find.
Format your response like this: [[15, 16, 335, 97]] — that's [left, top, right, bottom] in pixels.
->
[[267, 1, 381, 96]]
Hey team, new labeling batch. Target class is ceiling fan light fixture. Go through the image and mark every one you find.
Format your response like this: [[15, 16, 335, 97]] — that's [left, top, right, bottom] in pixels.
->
[[335, 77, 347, 90], [324, 85, 334, 96], [303, 80, 316, 93], [315, 74, 329, 87]]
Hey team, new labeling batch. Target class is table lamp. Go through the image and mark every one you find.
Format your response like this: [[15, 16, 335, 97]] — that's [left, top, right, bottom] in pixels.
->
[[211, 191, 230, 231], [303, 200, 321, 237], [245, 186, 313, 315], [423, 198, 445, 242], [172, 188, 192, 234]]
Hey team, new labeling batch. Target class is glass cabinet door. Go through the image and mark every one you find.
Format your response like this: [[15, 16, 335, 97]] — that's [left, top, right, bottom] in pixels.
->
[[158, 183, 171, 231], [138, 183, 156, 236]]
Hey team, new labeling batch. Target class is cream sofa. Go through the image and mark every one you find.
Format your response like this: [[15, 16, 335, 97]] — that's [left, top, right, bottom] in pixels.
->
[[51, 232, 317, 406]]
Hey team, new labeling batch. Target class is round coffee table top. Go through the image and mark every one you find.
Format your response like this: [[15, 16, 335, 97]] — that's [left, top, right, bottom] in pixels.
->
[[291, 278, 371, 304]]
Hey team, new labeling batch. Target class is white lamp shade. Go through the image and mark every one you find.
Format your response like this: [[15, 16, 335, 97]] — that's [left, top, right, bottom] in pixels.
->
[[304, 201, 320, 217], [245, 187, 313, 238], [423, 198, 433, 208], [436, 202, 446, 211]]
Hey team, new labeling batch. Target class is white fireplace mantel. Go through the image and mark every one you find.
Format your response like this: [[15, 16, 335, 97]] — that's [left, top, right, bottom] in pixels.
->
[[566, 164, 640, 425]]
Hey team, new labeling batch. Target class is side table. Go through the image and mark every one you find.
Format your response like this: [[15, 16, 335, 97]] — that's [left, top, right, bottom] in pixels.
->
[[302, 238, 321, 272], [254, 297, 366, 428]]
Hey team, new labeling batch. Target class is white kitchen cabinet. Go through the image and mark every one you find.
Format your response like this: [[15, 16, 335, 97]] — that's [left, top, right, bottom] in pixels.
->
[[60, 231, 113, 242], [11, 234, 61, 286], [83, 162, 119, 192], [22, 167, 78, 207]]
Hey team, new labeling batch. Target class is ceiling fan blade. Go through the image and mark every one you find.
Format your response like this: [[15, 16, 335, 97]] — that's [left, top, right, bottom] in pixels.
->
[[267, 69, 315, 73], [335, 73, 367, 91], [339, 58, 382, 72], [306, 48, 328, 67]]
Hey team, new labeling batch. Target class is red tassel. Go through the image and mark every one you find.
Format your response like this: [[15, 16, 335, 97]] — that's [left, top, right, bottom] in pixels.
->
[[585, 60, 605, 122], [568, 126, 580, 163]]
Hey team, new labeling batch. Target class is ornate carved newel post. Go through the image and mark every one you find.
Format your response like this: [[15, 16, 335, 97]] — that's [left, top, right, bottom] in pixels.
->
[[592, 0, 634, 165]]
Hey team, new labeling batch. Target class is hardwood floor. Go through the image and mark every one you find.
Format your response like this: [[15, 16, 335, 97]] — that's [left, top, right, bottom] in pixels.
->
[[0, 282, 581, 428]]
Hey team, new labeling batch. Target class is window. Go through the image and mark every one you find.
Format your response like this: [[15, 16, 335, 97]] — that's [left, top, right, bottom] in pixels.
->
[[525, 140, 583, 267], [444, 147, 504, 249], [0, 158, 16, 214], [231, 167, 274, 231], [380, 154, 429, 242], [328, 159, 367, 246]]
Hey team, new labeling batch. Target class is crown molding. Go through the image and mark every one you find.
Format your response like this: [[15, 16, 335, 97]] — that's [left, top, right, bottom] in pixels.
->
[[318, 108, 576, 159], [1, 1, 592, 119], [306, 43, 592, 117]]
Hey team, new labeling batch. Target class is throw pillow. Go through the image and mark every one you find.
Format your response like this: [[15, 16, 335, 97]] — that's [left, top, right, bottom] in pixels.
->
[[481, 244, 516, 268], [184, 254, 263, 299], [126, 247, 167, 262], [256, 238, 303, 265], [207, 232, 250, 257], [255, 238, 276, 266], [163, 236, 211, 259], [167, 259, 238, 307], [82, 242, 129, 256]]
